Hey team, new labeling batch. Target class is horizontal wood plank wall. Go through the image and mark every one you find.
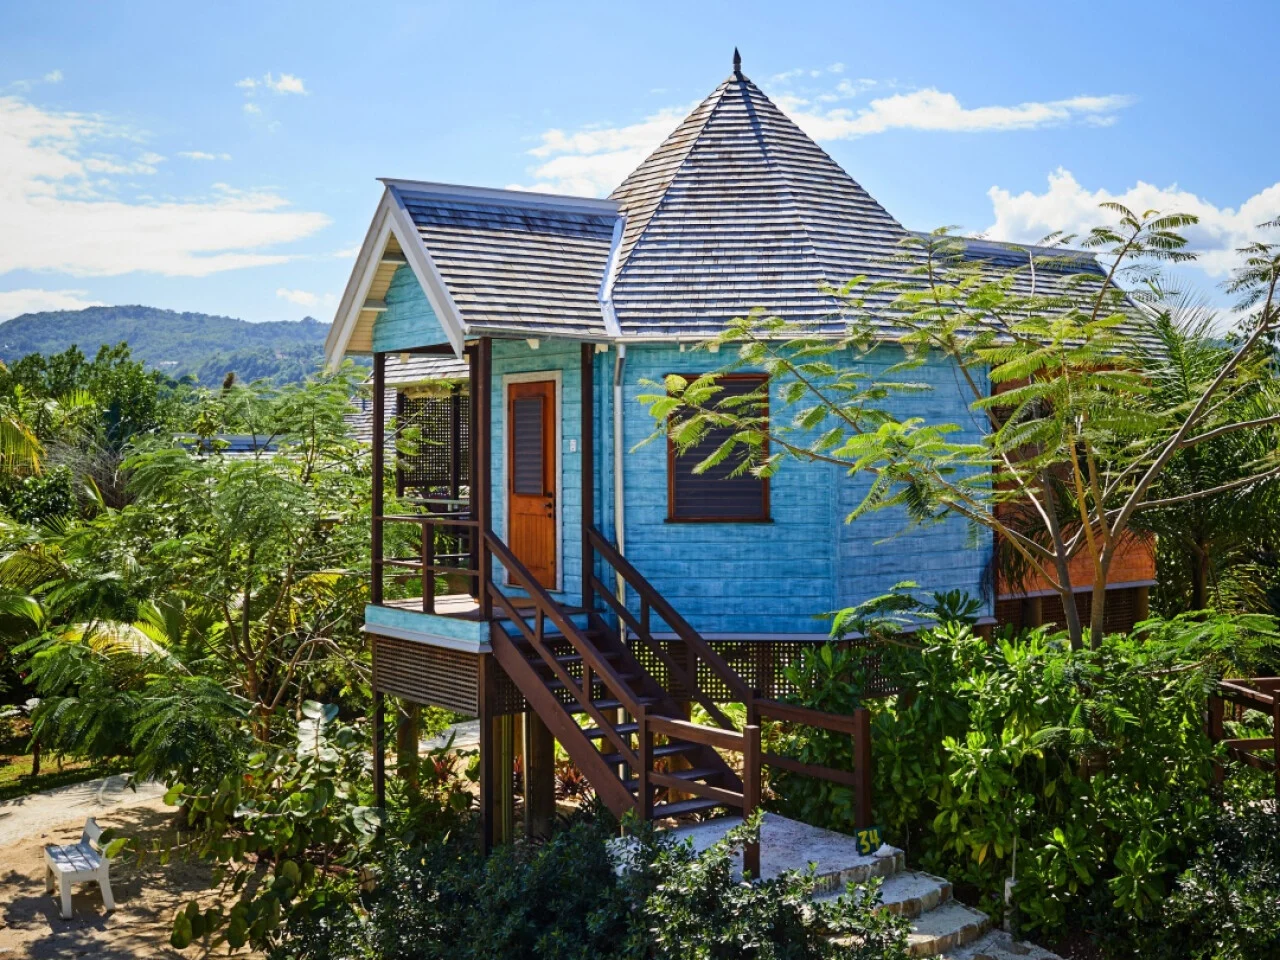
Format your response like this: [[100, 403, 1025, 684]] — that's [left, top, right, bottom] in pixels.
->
[[489, 339, 584, 604], [834, 345, 991, 617], [613, 343, 992, 637], [373, 265, 452, 353]]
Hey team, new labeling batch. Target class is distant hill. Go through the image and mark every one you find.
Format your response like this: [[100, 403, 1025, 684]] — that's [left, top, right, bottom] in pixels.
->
[[0, 305, 332, 385]]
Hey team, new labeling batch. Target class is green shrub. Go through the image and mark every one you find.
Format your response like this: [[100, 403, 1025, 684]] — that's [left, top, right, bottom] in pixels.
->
[[767, 596, 1278, 951], [277, 811, 910, 960], [1164, 800, 1280, 960]]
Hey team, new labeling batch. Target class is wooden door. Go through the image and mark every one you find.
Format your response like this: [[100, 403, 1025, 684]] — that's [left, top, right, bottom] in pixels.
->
[[507, 379, 557, 588]]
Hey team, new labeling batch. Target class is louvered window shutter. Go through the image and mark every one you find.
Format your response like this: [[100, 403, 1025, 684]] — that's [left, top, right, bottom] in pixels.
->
[[668, 376, 769, 522]]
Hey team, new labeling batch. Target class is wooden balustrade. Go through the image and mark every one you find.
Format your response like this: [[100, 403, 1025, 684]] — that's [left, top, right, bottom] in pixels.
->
[[375, 511, 479, 613], [1209, 677, 1280, 799]]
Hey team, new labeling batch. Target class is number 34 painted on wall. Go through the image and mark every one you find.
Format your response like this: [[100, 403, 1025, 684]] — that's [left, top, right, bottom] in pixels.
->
[[855, 826, 883, 856]]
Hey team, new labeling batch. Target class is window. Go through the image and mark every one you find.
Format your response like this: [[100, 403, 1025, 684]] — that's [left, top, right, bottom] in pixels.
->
[[667, 374, 770, 522]]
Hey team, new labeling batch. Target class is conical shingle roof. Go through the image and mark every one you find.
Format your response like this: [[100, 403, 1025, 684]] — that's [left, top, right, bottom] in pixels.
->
[[608, 61, 914, 337]]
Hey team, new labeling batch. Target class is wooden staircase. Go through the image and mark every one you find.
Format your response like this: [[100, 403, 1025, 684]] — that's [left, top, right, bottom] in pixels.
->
[[485, 531, 745, 823]]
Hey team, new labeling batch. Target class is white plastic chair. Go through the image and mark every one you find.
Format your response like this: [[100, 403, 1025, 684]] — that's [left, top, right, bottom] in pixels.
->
[[44, 817, 115, 919]]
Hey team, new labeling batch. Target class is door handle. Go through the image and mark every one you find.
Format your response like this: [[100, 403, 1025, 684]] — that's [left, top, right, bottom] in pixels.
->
[[543, 496, 554, 517]]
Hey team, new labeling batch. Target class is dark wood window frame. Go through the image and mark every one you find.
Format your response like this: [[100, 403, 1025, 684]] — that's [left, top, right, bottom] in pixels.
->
[[665, 373, 771, 524]]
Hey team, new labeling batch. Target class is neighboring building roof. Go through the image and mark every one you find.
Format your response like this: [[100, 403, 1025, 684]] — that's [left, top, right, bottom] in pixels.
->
[[608, 62, 914, 338], [382, 353, 469, 386], [392, 183, 619, 340]]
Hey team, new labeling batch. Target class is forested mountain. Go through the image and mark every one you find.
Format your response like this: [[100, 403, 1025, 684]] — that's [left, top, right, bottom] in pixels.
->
[[0, 305, 331, 385]]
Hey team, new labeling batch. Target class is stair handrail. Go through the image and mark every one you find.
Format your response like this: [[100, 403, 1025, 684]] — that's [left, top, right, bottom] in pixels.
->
[[586, 526, 753, 707], [637, 708, 762, 877], [484, 530, 645, 745]]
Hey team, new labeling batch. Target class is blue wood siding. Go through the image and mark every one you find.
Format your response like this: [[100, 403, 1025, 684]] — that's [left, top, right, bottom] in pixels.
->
[[594, 343, 991, 637], [373, 265, 451, 352], [489, 339, 585, 605]]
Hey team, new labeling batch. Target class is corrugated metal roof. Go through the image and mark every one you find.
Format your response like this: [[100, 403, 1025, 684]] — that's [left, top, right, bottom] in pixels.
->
[[395, 190, 617, 339]]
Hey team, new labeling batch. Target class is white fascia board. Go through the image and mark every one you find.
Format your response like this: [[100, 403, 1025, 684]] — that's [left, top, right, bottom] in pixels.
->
[[378, 177, 618, 216], [596, 213, 625, 339], [326, 198, 393, 369], [384, 185, 468, 358]]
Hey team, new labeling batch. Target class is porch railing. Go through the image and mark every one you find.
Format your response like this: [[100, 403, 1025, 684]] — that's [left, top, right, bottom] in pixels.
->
[[374, 497, 477, 613], [1209, 677, 1280, 799]]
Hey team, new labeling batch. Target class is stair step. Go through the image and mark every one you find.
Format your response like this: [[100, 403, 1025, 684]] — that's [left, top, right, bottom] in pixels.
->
[[651, 797, 725, 818], [813, 871, 952, 920], [623, 766, 723, 791], [582, 722, 639, 740], [936, 930, 1064, 960], [545, 672, 640, 693], [527, 651, 622, 669], [904, 901, 991, 958], [600, 740, 698, 766], [566, 696, 660, 715]]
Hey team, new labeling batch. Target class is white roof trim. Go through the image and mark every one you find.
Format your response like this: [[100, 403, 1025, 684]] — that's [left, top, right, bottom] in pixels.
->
[[326, 186, 470, 367], [326, 198, 393, 368], [596, 213, 626, 339], [379, 177, 618, 216]]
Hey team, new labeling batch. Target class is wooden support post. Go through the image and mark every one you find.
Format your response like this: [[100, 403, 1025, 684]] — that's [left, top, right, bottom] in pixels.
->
[[637, 710, 654, 822], [422, 521, 434, 614], [371, 353, 386, 606], [468, 347, 480, 599], [743, 722, 761, 880], [449, 383, 463, 502], [396, 702, 420, 796], [476, 338, 493, 621], [525, 711, 556, 840], [1020, 595, 1043, 630], [581, 342, 595, 612], [494, 714, 515, 846], [394, 391, 406, 498], [1207, 694, 1225, 794], [372, 690, 386, 811], [1273, 697, 1280, 801], [1134, 585, 1150, 623], [853, 707, 872, 830], [478, 653, 495, 854]]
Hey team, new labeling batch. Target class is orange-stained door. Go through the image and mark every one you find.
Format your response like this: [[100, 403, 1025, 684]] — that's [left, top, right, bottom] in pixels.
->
[[507, 379, 557, 589]]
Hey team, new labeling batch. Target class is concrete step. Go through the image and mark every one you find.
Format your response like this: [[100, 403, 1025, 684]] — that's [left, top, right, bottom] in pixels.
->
[[813, 870, 953, 920], [906, 901, 992, 958], [939, 929, 1064, 960], [662, 813, 904, 887]]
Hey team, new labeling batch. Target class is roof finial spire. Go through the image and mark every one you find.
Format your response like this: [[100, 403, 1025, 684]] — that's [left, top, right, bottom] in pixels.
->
[[733, 47, 742, 75]]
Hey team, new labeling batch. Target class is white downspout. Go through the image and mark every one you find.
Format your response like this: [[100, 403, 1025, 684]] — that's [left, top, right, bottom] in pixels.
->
[[612, 343, 627, 603]]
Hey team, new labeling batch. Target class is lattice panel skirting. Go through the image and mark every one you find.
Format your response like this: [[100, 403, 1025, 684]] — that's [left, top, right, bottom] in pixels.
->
[[371, 634, 480, 716], [630, 637, 900, 702], [994, 584, 1148, 636]]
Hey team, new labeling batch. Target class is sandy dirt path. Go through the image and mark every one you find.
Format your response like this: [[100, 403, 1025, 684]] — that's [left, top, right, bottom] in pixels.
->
[[0, 777, 233, 959]]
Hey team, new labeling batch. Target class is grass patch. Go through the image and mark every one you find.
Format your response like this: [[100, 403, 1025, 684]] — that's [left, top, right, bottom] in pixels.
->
[[0, 718, 125, 803]]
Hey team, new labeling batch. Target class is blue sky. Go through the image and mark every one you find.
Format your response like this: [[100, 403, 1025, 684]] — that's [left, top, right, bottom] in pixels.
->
[[2, 1, 1276, 326]]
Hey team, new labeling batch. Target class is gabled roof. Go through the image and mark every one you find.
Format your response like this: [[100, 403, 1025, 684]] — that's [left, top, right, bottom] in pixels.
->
[[390, 182, 620, 340], [607, 61, 914, 337]]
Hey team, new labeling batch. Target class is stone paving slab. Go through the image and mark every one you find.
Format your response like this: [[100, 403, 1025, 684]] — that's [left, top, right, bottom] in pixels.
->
[[941, 929, 1065, 960], [663, 812, 902, 885]]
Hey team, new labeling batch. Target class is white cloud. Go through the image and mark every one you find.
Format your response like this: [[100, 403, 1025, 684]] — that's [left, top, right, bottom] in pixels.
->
[[43, 70, 63, 84], [237, 72, 307, 96], [178, 150, 231, 161], [276, 287, 319, 307], [517, 78, 1133, 196], [519, 104, 695, 196], [0, 288, 103, 321], [0, 95, 329, 278], [243, 102, 261, 115], [987, 168, 1280, 278], [264, 72, 306, 95], [783, 89, 1133, 142], [330, 245, 361, 259]]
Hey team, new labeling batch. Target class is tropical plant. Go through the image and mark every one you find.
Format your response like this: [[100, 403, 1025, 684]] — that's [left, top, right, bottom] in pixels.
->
[[640, 210, 1280, 647]]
